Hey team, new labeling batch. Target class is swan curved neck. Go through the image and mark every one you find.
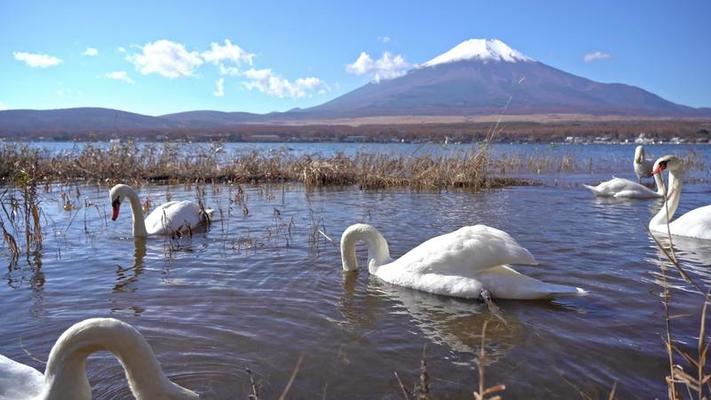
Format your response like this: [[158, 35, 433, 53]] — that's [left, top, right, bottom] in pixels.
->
[[650, 170, 682, 231], [125, 188, 148, 237], [635, 147, 645, 163], [652, 169, 666, 196], [43, 318, 185, 399], [340, 224, 391, 273]]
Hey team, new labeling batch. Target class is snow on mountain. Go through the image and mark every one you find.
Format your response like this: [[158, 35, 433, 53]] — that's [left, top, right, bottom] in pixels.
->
[[422, 38, 533, 67]]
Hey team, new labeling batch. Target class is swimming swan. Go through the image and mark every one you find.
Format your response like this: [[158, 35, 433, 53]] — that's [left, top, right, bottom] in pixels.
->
[[0, 318, 199, 399], [340, 224, 586, 300], [648, 155, 711, 240], [634, 145, 654, 183], [110, 184, 213, 237], [583, 169, 665, 199]]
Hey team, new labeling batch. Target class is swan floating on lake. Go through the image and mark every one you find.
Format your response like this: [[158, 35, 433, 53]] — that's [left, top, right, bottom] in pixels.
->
[[0, 318, 199, 400], [340, 224, 586, 300], [583, 168, 665, 199], [648, 155, 711, 240], [634, 145, 654, 182], [110, 184, 213, 237]]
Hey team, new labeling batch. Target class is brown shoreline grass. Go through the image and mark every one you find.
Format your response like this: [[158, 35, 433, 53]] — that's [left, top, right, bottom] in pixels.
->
[[0, 142, 529, 191]]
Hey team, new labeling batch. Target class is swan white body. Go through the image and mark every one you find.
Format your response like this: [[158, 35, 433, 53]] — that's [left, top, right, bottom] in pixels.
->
[[583, 170, 665, 199], [0, 318, 198, 400], [340, 224, 585, 300], [649, 155, 711, 240], [110, 184, 213, 237], [634, 145, 654, 182]]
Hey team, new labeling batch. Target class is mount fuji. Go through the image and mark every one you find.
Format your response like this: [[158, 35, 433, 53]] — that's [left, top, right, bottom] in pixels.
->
[[294, 38, 710, 118]]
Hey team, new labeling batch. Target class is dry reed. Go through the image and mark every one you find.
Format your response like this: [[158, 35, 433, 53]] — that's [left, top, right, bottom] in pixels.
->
[[0, 142, 526, 191]]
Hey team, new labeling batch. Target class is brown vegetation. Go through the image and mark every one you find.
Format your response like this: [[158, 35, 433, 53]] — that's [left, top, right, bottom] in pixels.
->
[[0, 142, 526, 191]]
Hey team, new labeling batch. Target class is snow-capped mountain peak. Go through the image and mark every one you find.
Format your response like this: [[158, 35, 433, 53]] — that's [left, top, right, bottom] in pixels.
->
[[422, 39, 533, 67]]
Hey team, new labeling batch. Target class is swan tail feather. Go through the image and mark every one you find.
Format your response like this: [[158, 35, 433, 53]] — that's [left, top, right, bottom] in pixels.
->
[[476, 266, 587, 300], [546, 284, 588, 297], [582, 184, 601, 195]]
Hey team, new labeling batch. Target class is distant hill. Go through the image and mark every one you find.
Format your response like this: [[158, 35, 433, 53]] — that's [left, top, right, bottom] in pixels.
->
[[0, 107, 181, 134], [160, 110, 264, 127]]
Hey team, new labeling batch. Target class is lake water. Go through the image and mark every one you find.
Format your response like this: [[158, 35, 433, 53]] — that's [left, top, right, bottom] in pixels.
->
[[1, 143, 711, 399]]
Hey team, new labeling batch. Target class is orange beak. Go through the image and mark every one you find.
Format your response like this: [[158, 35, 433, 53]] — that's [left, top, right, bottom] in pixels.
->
[[111, 200, 120, 221]]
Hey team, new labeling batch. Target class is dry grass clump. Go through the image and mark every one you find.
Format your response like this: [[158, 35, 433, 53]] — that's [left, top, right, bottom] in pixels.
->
[[0, 142, 527, 191], [0, 158, 44, 263]]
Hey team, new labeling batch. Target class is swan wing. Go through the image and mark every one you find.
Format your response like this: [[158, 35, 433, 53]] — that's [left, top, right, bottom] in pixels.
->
[[386, 225, 537, 277], [613, 188, 660, 199], [0, 354, 43, 399], [474, 265, 586, 300], [670, 205, 711, 240], [144, 201, 204, 235]]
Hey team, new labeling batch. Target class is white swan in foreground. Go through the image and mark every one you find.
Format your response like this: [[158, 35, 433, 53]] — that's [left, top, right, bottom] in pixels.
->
[[648, 155, 711, 240], [340, 224, 586, 300], [634, 145, 654, 182], [0, 318, 198, 400], [583, 169, 665, 199], [110, 184, 213, 237]]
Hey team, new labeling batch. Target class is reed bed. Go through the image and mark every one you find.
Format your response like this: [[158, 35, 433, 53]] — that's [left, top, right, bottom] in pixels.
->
[[0, 142, 528, 191]]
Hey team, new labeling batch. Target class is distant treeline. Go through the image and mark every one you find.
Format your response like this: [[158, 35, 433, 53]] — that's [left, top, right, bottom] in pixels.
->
[[2, 119, 710, 143]]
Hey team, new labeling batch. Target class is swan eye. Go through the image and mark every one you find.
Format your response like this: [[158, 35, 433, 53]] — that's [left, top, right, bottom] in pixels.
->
[[112, 198, 121, 208], [659, 161, 668, 170]]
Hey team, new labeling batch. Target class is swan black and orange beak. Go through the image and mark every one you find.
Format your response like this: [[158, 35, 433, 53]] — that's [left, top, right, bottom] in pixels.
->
[[653, 161, 668, 175], [111, 199, 121, 221]]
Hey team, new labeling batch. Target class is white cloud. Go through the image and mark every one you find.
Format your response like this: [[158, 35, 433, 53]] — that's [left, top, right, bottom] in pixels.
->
[[56, 88, 68, 97], [214, 78, 224, 96], [82, 47, 98, 56], [242, 68, 328, 98], [202, 39, 254, 66], [13, 51, 62, 68], [117, 47, 127, 53], [118, 38, 327, 97], [378, 36, 392, 44], [219, 64, 241, 76], [346, 51, 410, 82], [584, 51, 611, 63], [0, 102, 7, 110], [105, 71, 134, 84], [126, 40, 204, 78]]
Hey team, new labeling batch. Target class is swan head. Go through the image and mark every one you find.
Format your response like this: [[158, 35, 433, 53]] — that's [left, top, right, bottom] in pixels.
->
[[109, 184, 133, 221], [652, 155, 682, 176], [634, 145, 645, 163]]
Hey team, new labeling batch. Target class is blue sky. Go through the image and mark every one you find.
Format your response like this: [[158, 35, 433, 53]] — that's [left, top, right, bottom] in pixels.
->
[[1, 0, 710, 115]]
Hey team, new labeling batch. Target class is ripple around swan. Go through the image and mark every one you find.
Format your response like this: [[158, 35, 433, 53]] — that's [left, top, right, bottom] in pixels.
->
[[1, 144, 710, 399]]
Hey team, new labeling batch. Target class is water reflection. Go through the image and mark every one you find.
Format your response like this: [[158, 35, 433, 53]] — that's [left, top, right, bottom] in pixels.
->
[[339, 272, 522, 365], [113, 238, 146, 293], [647, 234, 711, 294]]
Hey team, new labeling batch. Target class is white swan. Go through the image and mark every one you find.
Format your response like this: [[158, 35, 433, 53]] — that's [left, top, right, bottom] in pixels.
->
[[340, 224, 586, 300], [648, 155, 711, 240], [583, 170, 665, 199], [634, 145, 654, 182], [0, 318, 199, 400], [110, 184, 213, 237]]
